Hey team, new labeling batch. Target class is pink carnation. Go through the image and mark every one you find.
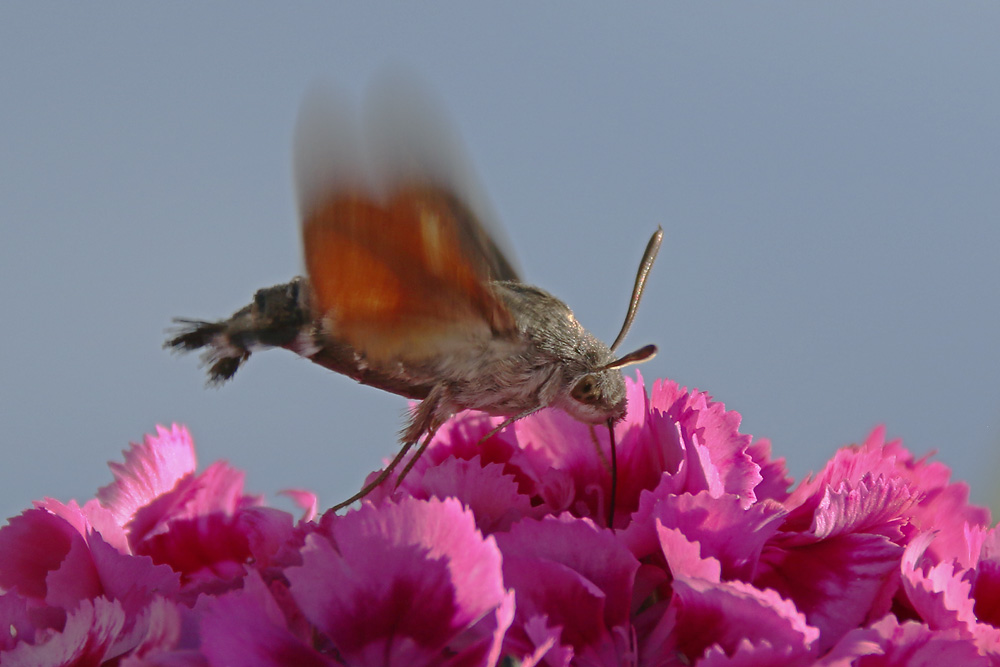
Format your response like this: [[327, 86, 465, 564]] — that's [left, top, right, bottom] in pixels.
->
[[1, 374, 997, 665]]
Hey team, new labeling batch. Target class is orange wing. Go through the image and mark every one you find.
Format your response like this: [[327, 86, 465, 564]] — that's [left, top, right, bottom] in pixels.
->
[[295, 81, 520, 364], [302, 183, 516, 363]]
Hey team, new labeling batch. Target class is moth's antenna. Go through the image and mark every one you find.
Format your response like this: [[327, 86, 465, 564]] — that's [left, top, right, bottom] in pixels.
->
[[601, 343, 657, 371], [610, 227, 663, 353]]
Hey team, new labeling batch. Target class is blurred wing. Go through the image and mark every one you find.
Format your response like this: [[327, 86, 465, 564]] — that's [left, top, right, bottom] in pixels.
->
[[363, 75, 520, 283], [295, 81, 518, 363]]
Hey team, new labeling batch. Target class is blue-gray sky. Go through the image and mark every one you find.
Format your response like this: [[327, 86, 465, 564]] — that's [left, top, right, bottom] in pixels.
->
[[2, 5, 999, 521]]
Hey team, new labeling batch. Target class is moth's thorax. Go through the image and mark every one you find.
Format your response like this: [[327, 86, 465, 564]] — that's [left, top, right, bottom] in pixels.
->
[[499, 281, 628, 423], [305, 278, 629, 424], [420, 281, 628, 423]]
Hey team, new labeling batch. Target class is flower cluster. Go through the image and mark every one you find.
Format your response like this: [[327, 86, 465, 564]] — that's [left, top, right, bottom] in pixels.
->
[[1, 373, 997, 665]]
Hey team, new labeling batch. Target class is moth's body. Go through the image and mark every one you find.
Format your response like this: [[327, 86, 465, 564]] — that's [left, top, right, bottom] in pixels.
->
[[195, 277, 627, 436], [392, 280, 625, 424], [167, 81, 658, 516], [460, 281, 625, 425]]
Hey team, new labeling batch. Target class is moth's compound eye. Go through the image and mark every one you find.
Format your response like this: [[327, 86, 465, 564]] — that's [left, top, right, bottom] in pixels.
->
[[571, 374, 601, 404]]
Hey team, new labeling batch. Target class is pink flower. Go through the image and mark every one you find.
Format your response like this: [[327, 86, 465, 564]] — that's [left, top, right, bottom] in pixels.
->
[[495, 515, 639, 663], [196, 570, 331, 666], [387, 373, 773, 534], [0, 425, 299, 664], [755, 426, 995, 654], [974, 528, 1000, 628], [2, 374, 999, 665], [287, 497, 513, 666], [818, 615, 989, 666], [0, 506, 183, 663]]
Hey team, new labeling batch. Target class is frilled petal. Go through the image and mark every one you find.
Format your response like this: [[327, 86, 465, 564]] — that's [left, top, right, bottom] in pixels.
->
[[87, 533, 180, 618], [97, 424, 198, 529], [365, 410, 548, 523], [235, 506, 300, 569], [698, 639, 817, 667], [496, 515, 639, 662], [35, 496, 129, 555], [608, 373, 689, 519], [818, 615, 989, 666], [418, 410, 522, 469], [136, 512, 252, 597], [649, 575, 819, 665], [784, 474, 915, 543], [0, 510, 182, 660], [0, 591, 37, 651], [745, 437, 793, 504], [199, 570, 331, 667], [784, 427, 990, 558], [43, 532, 102, 609], [516, 615, 573, 667], [127, 460, 255, 551], [401, 456, 538, 533], [0, 508, 90, 601], [756, 529, 902, 651], [279, 489, 319, 523], [649, 379, 762, 507], [111, 595, 185, 663], [657, 524, 723, 581], [863, 429, 991, 549], [0, 596, 125, 666], [375, 409, 528, 491], [897, 530, 1000, 658], [381, 374, 768, 534], [625, 490, 786, 581], [8, 379, 999, 667], [973, 526, 1000, 628], [512, 406, 616, 522], [287, 497, 510, 666]]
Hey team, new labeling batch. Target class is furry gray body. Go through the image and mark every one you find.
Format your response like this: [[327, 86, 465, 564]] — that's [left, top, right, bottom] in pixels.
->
[[169, 277, 628, 434], [363, 280, 627, 428]]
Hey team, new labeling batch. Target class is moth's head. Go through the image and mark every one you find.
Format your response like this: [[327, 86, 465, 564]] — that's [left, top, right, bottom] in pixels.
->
[[563, 364, 629, 424], [553, 332, 658, 424], [560, 226, 663, 425]]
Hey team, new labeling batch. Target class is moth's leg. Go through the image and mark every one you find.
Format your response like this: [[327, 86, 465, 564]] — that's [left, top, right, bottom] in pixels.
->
[[392, 426, 441, 492], [391, 385, 449, 490], [473, 367, 560, 445], [330, 438, 416, 511], [331, 385, 446, 511], [474, 406, 544, 446]]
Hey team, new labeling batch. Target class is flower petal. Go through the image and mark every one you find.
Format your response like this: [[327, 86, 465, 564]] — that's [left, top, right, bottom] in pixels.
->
[[97, 424, 198, 528], [287, 497, 509, 666]]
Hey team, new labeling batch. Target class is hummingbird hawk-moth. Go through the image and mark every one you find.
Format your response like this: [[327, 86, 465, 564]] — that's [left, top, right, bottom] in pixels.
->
[[166, 83, 661, 524]]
